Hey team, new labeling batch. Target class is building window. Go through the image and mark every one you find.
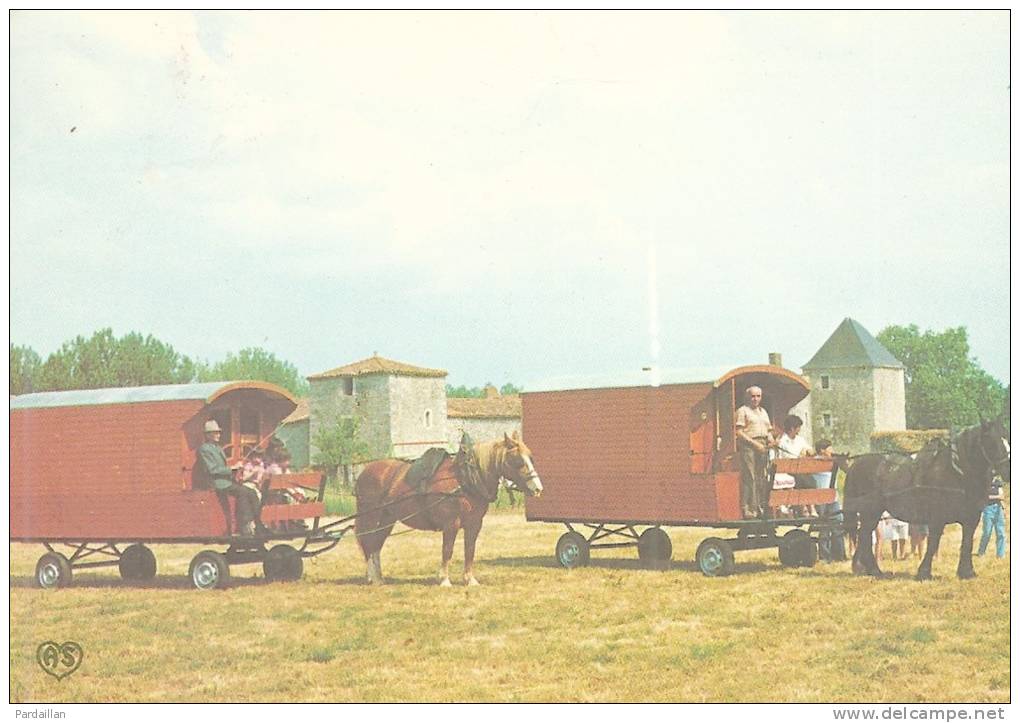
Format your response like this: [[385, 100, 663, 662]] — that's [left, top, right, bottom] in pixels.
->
[[343, 378, 354, 396], [820, 375, 830, 390], [822, 413, 832, 427], [424, 410, 432, 429]]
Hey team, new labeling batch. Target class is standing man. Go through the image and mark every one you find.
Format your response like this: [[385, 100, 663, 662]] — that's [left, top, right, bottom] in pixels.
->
[[196, 420, 260, 536], [735, 386, 774, 519], [977, 475, 1007, 559]]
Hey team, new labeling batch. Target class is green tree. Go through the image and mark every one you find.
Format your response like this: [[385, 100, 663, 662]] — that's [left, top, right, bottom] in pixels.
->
[[312, 414, 372, 487], [446, 382, 522, 398], [200, 347, 309, 397], [10, 344, 42, 395], [35, 328, 197, 391], [446, 384, 484, 398], [876, 324, 1007, 430]]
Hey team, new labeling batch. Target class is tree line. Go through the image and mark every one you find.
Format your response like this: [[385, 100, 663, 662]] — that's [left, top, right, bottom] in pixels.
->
[[10, 328, 310, 397], [445, 383, 523, 398], [10, 324, 1008, 432]]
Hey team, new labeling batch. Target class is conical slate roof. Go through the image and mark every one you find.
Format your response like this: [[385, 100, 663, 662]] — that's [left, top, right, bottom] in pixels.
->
[[802, 318, 904, 370]]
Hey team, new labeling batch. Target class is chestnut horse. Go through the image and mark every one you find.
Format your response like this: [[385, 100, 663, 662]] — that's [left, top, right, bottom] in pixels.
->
[[354, 432, 543, 586]]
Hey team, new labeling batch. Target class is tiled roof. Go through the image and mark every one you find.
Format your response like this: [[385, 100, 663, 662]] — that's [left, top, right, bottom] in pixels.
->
[[281, 398, 310, 424], [308, 354, 447, 380], [446, 395, 522, 419], [802, 318, 904, 370]]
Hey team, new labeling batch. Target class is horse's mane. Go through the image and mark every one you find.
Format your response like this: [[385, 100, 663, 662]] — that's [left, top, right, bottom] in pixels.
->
[[473, 438, 532, 480], [474, 439, 507, 481]]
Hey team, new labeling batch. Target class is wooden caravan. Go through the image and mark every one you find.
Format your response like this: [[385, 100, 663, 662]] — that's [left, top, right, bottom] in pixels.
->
[[523, 365, 839, 576], [11, 381, 329, 589]]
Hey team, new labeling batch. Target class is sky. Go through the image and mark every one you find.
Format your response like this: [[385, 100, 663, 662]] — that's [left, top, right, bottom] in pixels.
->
[[9, 10, 1011, 390]]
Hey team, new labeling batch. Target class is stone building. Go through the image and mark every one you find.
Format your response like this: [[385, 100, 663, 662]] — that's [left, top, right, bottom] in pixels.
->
[[446, 385, 522, 447], [801, 318, 906, 455], [276, 398, 310, 468], [306, 354, 449, 463]]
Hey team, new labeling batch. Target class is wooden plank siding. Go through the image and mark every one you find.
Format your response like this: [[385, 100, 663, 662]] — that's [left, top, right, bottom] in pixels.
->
[[10, 384, 300, 541], [523, 383, 728, 524], [522, 367, 813, 526]]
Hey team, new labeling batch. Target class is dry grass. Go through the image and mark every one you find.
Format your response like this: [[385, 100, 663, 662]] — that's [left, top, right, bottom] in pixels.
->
[[9, 509, 1010, 703]]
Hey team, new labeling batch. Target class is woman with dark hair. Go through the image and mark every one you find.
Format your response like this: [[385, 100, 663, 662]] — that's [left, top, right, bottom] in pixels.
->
[[776, 414, 818, 517]]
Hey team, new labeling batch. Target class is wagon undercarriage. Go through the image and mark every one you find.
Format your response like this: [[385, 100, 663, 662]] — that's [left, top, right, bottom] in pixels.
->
[[30, 520, 356, 591], [552, 515, 842, 577]]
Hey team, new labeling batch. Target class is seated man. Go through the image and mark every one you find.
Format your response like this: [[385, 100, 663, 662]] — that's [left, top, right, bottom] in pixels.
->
[[196, 420, 263, 536]]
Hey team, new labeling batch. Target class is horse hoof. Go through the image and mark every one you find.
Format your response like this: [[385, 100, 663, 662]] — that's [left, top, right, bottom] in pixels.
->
[[958, 570, 978, 580], [915, 572, 932, 582], [465, 577, 480, 587], [439, 578, 452, 588]]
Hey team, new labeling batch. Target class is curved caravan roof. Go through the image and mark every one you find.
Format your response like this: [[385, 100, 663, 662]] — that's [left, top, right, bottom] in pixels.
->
[[714, 365, 809, 391], [10, 381, 297, 411], [525, 365, 808, 394]]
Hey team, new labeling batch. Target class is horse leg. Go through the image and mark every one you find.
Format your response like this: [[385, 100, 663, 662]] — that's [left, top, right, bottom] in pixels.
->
[[853, 510, 885, 577], [462, 516, 483, 586], [358, 518, 394, 585], [916, 523, 944, 581], [956, 514, 980, 580], [439, 523, 460, 587]]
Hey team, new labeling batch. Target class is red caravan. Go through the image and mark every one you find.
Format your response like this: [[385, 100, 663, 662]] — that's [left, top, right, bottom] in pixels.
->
[[523, 364, 838, 575], [10, 381, 321, 542]]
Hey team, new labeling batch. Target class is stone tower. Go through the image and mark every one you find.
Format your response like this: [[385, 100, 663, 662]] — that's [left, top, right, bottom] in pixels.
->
[[307, 354, 449, 462], [801, 318, 906, 455]]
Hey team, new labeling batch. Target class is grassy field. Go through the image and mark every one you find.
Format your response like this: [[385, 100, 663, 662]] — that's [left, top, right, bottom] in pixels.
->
[[9, 509, 1010, 703]]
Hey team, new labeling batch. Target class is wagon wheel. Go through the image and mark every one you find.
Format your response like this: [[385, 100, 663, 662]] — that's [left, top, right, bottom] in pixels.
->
[[637, 527, 673, 567], [555, 531, 590, 569], [263, 544, 304, 582], [119, 544, 157, 581], [35, 552, 73, 589], [189, 550, 231, 590], [778, 529, 818, 568], [696, 537, 735, 577]]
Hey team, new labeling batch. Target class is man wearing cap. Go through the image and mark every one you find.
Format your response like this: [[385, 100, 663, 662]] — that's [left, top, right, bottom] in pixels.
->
[[735, 386, 775, 518], [197, 420, 260, 536]]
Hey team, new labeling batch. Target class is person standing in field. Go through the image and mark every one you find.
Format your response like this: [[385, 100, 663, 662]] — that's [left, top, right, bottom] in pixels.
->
[[735, 386, 774, 519], [813, 439, 846, 562], [978, 475, 1007, 559]]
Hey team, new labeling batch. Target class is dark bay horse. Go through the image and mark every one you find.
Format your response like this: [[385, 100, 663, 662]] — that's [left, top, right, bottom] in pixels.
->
[[354, 432, 543, 586], [844, 417, 1010, 581]]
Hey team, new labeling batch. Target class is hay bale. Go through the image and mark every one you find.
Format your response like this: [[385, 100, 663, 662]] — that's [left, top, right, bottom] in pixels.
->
[[870, 429, 948, 454]]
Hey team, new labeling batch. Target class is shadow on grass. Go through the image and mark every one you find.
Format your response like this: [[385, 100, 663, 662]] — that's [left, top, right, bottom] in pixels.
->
[[485, 554, 772, 575], [11, 574, 281, 591]]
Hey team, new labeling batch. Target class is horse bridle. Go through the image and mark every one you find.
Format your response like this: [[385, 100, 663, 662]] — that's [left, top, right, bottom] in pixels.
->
[[500, 452, 541, 496], [977, 430, 1010, 477]]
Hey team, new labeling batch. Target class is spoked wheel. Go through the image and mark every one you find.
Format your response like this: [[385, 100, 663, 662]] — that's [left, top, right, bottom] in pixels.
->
[[779, 529, 818, 568], [189, 550, 231, 590], [637, 527, 673, 567], [263, 544, 304, 582], [696, 537, 735, 577], [119, 544, 157, 581], [555, 531, 590, 569], [35, 552, 73, 589]]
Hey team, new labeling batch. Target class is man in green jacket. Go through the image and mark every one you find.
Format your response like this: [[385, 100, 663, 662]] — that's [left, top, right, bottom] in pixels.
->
[[197, 420, 260, 536]]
